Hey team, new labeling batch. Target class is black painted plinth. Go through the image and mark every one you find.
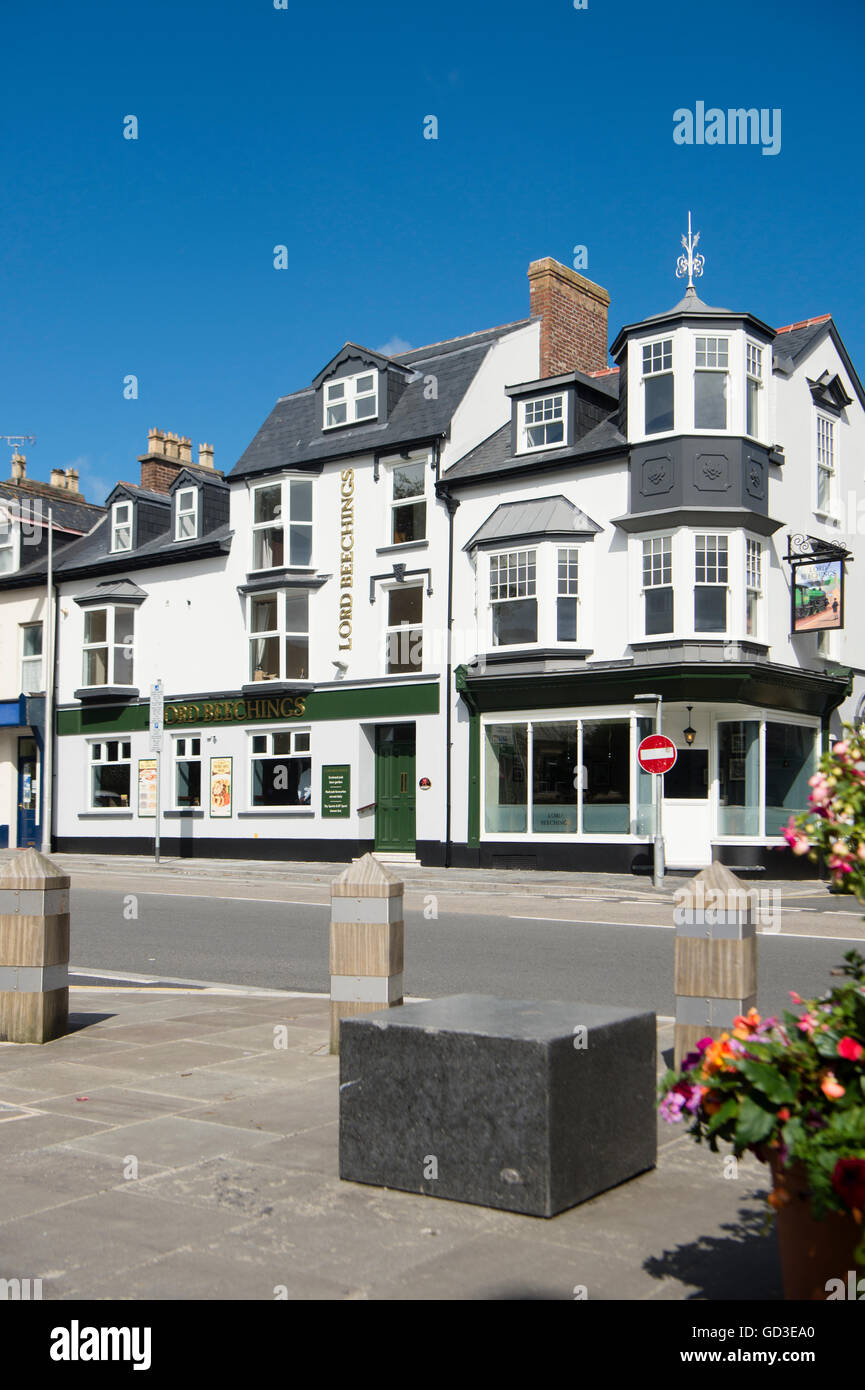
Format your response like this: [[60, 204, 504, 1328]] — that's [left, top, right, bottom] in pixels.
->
[[339, 994, 657, 1217]]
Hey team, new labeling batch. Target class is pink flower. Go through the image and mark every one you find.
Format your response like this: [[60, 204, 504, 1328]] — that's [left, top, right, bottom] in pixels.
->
[[838, 1037, 864, 1062], [833, 741, 850, 757], [789, 991, 802, 1004], [798, 1011, 819, 1036], [782, 818, 811, 855]]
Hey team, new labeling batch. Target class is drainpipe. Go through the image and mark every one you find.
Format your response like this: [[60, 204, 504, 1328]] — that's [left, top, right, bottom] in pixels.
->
[[439, 478, 459, 869]]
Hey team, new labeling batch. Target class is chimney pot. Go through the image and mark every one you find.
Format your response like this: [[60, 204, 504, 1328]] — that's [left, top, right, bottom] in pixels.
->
[[527, 257, 611, 378], [64, 468, 80, 494], [50, 468, 66, 489], [198, 443, 214, 469], [10, 451, 26, 481]]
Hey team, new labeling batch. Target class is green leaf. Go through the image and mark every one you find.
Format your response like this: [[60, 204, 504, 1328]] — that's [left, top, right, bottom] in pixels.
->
[[706, 1096, 739, 1137], [737, 1059, 796, 1104], [814, 1030, 842, 1058], [735, 1095, 777, 1148]]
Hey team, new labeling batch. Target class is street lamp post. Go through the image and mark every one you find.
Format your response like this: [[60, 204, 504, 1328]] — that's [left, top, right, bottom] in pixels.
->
[[635, 693, 665, 889]]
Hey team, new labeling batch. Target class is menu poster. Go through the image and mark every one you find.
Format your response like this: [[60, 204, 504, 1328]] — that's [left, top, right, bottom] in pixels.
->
[[138, 759, 157, 818], [210, 756, 233, 818]]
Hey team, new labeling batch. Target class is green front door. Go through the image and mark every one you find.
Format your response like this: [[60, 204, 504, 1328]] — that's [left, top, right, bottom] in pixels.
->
[[375, 724, 416, 852]]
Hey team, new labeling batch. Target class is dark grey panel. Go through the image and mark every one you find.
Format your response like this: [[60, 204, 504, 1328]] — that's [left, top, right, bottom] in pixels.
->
[[628, 436, 774, 516]]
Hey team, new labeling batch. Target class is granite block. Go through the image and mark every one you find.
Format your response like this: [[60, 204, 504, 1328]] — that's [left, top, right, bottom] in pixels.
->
[[339, 994, 657, 1217]]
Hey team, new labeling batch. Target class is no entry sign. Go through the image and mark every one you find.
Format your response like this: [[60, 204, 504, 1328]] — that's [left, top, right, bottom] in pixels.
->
[[637, 734, 677, 775]]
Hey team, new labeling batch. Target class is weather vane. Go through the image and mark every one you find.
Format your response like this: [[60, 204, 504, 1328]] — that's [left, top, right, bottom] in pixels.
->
[[675, 211, 704, 289]]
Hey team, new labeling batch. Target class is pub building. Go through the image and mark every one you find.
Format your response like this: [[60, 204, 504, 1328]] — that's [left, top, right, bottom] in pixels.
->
[[42, 231, 865, 873]]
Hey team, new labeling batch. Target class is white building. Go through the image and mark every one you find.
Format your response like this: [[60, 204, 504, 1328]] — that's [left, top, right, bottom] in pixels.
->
[[45, 238, 865, 875]]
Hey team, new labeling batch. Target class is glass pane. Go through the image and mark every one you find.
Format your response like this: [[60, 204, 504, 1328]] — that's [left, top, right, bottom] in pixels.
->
[[107, 741, 118, 761], [84, 610, 107, 644], [326, 402, 347, 427], [22, 625, 42, 657], [386, 627, 422, 674], [290, 480, 313, 523], [84, 647, 108, 685], [484, 724, 527, 832], [694, 586, 726, 632], [254, 526, 284, 569], [288, 524, 312, 566], [765, 724, 816, 836], [356, 375, 374, 393], [251, 596, 278, 633], [717, 721, 760, 835], [251, 635, 280, 680], [252, 756, 311, 807], [645, 374, 674, 434], [284, 592, 309, 633], [491, 598, 537, 646], [113, 644, 134, 685], [556, 596, 577, 642], [695, 372, 727, 429], [393, 463, 425, 501], [254, 486, 282, 524], [252, 735, 267, 754], [114, 609, 134, 645], [21, 658, 42, 694], [326, 382, 345, 401], [176, 761, 202, 806], [645, 587, 674, 635], [746, 378, 759, 436], [285, 635, 309, 678], [636, 716, 654, 835], [664, 750, 709, 799], [581, 721, 630, 833], [392, 501, 426, 544], [388, 586, 423, 625], [272, 733, 292, 755], [92, 763, 130, 809], [532, 722, 578, 833], [294, 732, 310, 753], [355, 396, 376, 419], [179, 513, 196, 539]]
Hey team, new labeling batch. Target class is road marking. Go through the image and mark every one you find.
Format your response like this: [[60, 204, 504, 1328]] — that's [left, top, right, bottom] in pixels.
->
[[86, 891, 331, 908], [509, 915, 674, 929]]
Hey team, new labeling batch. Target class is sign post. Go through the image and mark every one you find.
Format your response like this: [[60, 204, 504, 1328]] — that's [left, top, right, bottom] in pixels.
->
[[149, 680, 164, 864], [637, 732, 677, 889]]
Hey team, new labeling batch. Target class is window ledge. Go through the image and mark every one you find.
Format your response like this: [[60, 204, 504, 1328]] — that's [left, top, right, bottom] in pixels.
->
[[78, 811, 135, 819], [236, 810, 315, 818], [163, 809, 205, 818], [74, 687, 140, 702], [376, 540, 429, 555], [813, 511, 841, 526], [240, 682, 314, 696]]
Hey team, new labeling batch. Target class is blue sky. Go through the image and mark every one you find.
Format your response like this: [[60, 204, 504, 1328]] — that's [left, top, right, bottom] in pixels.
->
[[1, 0, 863, 501]]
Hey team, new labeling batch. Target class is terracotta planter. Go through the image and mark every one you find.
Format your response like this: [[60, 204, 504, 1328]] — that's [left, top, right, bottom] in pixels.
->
[[770, 1156, 863, 1300]]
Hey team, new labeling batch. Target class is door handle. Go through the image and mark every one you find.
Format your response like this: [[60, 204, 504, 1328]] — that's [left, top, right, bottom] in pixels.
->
[[399, 773, 408, 793]]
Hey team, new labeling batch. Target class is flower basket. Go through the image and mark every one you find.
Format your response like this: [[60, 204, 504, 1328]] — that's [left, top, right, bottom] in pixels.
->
[[769, 1154, 863, 1300]]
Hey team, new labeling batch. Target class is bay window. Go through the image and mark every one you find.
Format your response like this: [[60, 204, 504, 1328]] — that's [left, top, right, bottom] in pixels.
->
[[252, 479, 313, 570], [642, 339, 674, 434], [745, 538, 762, 636], [490, 549, 537, 645], [90, 740, 132, 809], [694, 534, 728, 632], [694, 336, 729, 429], [82, 607, 134, 686], [556, 549, 579, 641], [642, 537, 673, 635], [746, 342, 762, 437], [249, 591, 309, 681], [250, 729, 312, 807], [717, 720, 760, 835]]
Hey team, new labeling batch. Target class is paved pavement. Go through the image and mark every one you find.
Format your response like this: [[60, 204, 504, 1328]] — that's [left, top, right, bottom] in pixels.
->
[[0, 985, 783, 1301]]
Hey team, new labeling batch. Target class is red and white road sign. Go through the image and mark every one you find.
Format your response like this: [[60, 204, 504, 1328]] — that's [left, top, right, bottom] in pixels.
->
[[637, 734, 677, 775]]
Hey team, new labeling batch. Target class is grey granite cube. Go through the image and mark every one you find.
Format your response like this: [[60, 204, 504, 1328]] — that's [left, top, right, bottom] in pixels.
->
[[339, 994, 657, 1217]]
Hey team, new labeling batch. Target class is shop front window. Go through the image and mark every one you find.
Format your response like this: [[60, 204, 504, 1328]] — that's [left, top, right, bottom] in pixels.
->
[[251, 729, 312, 807], [717, 720, 760, 835], [532, 722, 577, 833], [484, 723, 527, 832], [581, 721, 630, 833], [765, 723, 816, 837]]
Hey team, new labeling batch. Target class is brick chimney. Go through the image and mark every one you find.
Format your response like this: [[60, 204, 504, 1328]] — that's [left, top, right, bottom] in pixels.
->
[[528, 258, 610, 378], [10, 451, 26, 482]]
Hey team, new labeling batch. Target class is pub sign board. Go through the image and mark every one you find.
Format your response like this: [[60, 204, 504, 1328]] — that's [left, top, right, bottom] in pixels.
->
[[322, 764, 351, 818], [791, 559, 844, 634]]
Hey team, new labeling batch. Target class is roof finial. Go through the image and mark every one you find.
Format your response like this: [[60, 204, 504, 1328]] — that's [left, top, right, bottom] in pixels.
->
[[676, 211, 704, 290]]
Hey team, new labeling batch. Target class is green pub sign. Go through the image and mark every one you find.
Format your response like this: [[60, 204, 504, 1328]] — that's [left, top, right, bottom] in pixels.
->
[[321, 764, 351, 818]]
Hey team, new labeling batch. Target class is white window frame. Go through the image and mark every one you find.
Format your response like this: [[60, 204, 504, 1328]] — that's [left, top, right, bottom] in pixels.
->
[[323, 370, 379, 429], [247, 591, 310, 682], [641, 534, 674, 637], [745, 537, 762, 638], [556, 547, 580, 643], [248, 727, 312, 811], [250, 478, 314, 571], [88, 738, 132, 810], [384, 582, 424, 674], [815, 414, 836, 516], [20, 622, 44, 694], [745, 341, 763, 439], [694, 335, 730, 431], [489, 548, 538, 647], [81, 606, 135, 688], [175, 487, 199, 541], [111, 500, 133, 553], [694, 533, 730, 634], [0, 509, 19, 574], [641, 338, 674, 436], [386, 454, 428, 545], [518, 394, 566, 453], [172, 733, 203, 808]]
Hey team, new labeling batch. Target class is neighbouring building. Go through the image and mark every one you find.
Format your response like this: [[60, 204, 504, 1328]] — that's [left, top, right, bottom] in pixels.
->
[[42, 234, 865, 874], [0, 455, 104, 848]]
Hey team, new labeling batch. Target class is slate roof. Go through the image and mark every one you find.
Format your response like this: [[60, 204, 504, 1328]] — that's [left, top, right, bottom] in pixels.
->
[[230, 320, 534, 481], [0, 481, 104, 536], [1, 513, 233, 586], [73, 578, 148, 605], [443, 415, 626, 485], [466, 495, 602, 549]]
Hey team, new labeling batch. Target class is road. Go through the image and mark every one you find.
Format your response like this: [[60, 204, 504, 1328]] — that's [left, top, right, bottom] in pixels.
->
[[69, 887, 865, 1019]]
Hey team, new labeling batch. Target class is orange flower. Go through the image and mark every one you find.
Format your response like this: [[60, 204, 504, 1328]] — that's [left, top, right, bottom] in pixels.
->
[[768, 1188, 791, 1209], [700, 1087, 724, 1116], [701, 1033, 738, 1077], [820, 1070, 846, 1100]]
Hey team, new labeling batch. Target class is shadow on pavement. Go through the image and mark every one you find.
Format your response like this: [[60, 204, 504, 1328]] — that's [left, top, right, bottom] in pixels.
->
[[643, 1200, 782, 1299]]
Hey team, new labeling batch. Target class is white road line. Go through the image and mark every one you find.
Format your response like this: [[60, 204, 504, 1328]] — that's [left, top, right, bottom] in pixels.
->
[[87, 891, 331, 908]]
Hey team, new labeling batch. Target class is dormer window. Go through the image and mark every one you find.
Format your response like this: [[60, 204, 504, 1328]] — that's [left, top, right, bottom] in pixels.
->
[[251, 479, 313, 570], [175, 487, 198, 540], [111, 501, 133, 553], [519, 394, 565, 452], [642, 339, 674, 434], [0, 512, 17, 574], [694, 336, 729, 430], [324, 370, 378, 428]]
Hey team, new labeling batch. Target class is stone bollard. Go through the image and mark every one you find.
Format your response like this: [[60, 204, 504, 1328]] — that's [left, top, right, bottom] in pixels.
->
[[329, 853, 404, 1054], [0, 848, 70, 1044], [673, 862, 758, 1070]]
